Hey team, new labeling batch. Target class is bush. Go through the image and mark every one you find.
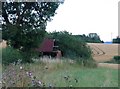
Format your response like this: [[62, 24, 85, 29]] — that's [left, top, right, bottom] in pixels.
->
[[47, 31, 92, 60], [2, 47, 23, 65], [113, 37, 120, 44], [113, 56, 120, 63], [114, 56, 120, 61], [20, 51, 39, 63]]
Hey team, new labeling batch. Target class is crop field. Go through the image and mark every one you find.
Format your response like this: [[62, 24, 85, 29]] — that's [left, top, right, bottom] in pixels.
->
[[88, 43, 119, 62], [88, 43, 120, 69]]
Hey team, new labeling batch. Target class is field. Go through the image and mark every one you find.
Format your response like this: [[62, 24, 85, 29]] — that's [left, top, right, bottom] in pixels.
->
[[0, 42, 119, 87], [88, 43, 119, 62], [88, 43, 120, 69], [2, 60, 119, 87]]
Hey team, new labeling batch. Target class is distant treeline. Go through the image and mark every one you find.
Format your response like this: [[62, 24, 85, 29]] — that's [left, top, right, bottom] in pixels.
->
[[73, 33, 104, 43]]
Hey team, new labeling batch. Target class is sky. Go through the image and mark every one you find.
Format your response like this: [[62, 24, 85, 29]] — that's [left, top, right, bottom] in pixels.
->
[[46, 0, 119, 42]]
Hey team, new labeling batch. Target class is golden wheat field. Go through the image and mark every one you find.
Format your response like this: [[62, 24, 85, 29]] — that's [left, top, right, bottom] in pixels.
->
[[87, 43, 119, 62], [88, 43, 120, 69]]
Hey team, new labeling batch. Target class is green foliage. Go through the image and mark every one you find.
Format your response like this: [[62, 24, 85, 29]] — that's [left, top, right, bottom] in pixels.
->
[[2, 47, 23, 65], [3, 61, 118, 87], [2, 2, 61, 50], [75, 58, 97, 68], [113, 56, 120, 63], [47, 31, 92, 60], [113, 37, 120, 44], [2, 2, 63, 63], [74, 33, 103, 43]]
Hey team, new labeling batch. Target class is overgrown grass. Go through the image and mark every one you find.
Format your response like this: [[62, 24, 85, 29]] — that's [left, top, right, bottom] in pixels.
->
[[44, 67, 118, 87], [2, 59, 118, 87]]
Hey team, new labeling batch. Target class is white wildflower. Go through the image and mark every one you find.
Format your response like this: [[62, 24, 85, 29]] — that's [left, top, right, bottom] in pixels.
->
[[29, 72, 32, 76], [26, 72, 29, 75], [38, 80, 42, 85], [20, 66, 23, 70], [0, 81, 2, 84]]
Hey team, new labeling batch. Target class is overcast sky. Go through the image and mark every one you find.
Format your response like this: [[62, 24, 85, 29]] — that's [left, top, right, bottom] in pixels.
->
[[46, 0, 119, 42]]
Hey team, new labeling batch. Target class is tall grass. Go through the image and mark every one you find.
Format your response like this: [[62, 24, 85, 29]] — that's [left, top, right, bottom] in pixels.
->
[[2, 59, 118, 87]]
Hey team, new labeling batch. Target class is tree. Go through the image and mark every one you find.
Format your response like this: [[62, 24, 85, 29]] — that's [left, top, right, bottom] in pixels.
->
[[73, 33, 103, 43], [2, 1, 63, 62], [47, 31, 92, 59], [113, 36, 120, 44], [88, 33, 99, 39], [88, 33, 102, 43]]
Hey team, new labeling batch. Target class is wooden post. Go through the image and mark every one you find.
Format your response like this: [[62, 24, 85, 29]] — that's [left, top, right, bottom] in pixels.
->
[[56, 50, 62, 59]]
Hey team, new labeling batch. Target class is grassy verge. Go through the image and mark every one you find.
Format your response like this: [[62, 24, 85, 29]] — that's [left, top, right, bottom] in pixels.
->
[[2, 59, 118, 87]]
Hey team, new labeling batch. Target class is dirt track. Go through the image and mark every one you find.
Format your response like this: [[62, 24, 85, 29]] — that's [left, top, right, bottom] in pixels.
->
[[97, 63, 120, 69]]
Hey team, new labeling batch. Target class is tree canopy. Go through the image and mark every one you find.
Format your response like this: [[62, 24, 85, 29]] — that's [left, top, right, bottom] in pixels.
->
[[113, 36, 120, 44], [2, 1, 63, 62], [2, 1, 62, 51], [47, 31, 92, 59], [74, 33, 103, 43]]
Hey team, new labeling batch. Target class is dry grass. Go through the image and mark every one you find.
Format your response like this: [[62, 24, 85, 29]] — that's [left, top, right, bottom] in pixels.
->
[[0, 40, 7, 48], [97, 63, 120, 69], [88, 43, 120, 69], [88, 43, 119, 62]]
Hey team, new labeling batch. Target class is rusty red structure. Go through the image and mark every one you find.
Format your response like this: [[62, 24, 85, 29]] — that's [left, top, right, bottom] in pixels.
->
[[36, 38, 61, 58]]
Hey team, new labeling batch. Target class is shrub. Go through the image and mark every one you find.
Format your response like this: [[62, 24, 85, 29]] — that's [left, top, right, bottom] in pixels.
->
[[113, 56, 120, 63], [47, 31, 92, 60], [114, 56, 120, 61], [2, 46, 23, 65], [113, 37, 120, 44]]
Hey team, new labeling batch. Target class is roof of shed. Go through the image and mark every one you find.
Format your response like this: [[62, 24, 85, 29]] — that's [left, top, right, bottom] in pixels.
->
[[37, 38, 54, 52]]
